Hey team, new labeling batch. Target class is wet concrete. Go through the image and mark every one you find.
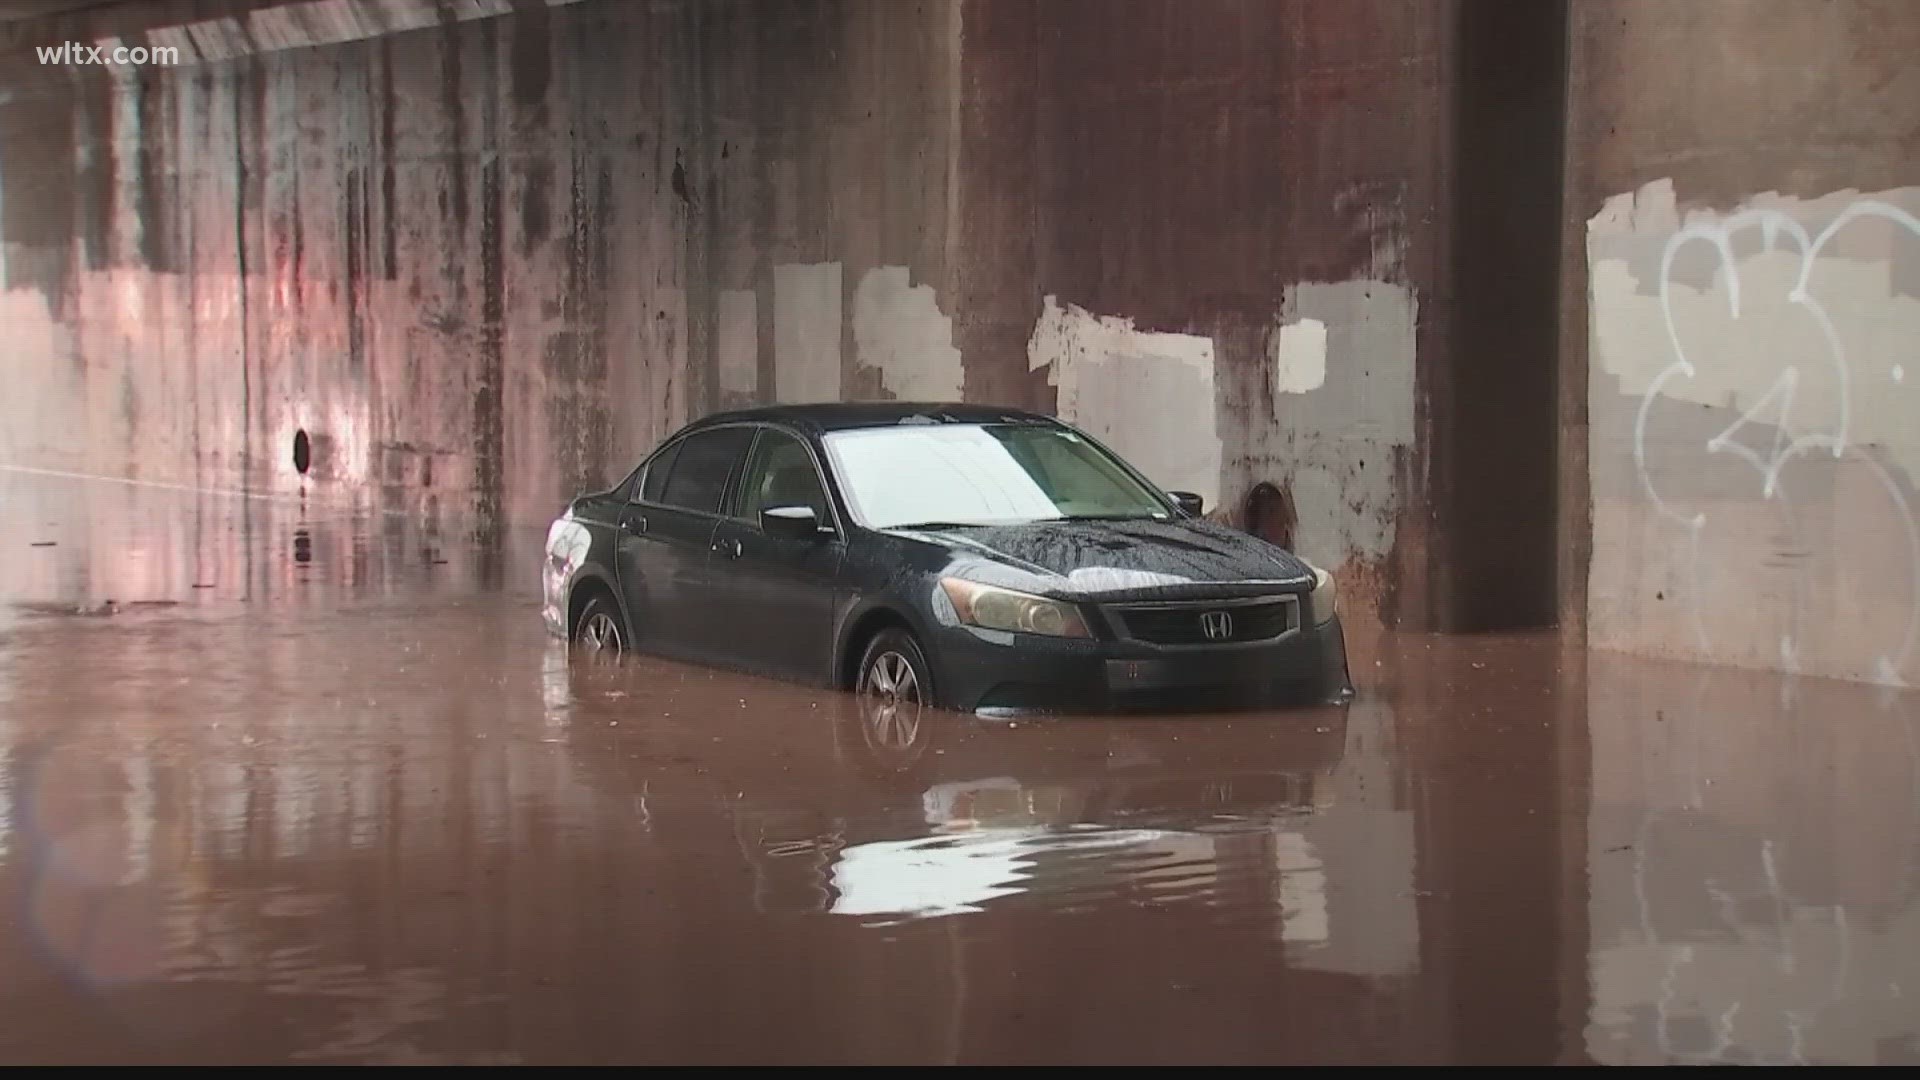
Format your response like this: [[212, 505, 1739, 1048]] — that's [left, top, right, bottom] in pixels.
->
[[1, 470, 1918, 1065], [0, 0, 1466, 631]]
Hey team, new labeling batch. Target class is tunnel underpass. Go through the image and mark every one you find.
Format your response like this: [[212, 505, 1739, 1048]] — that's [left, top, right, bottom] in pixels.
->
[[1, 0, 1918, 1066]]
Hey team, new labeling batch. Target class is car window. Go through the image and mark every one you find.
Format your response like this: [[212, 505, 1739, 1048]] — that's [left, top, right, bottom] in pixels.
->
[[655, 427, 753, 514], [1013, 429, 1154, 508], [821, 423, 1170, 529], [735, 429, 831, 526], [613, 458, 649, 502], [636, 440, 683, 503]]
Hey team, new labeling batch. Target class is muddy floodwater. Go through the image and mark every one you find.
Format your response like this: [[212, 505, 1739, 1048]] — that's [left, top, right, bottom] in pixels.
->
[[2, 469, 1918, 1065]]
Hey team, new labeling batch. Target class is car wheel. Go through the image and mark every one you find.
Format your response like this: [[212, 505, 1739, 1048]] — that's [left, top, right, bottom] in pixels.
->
[[856, 628, 934, 755], [572, 593, 626, 660]]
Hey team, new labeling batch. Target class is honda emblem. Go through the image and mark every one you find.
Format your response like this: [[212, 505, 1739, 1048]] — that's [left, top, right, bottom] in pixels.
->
[[1200, 610, 1233, 640]]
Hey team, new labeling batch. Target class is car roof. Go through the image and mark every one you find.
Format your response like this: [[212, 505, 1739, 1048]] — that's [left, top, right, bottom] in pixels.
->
[[685, 402, 1059, 436]]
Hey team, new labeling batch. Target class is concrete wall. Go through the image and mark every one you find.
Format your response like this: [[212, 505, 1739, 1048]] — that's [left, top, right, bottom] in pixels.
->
[[0, 0, 1472, 628], [0, 0, 706, 541], [989, 0, 1455, 625], [1567, 0, 1920, 683], [11, 0, 1916, 661]]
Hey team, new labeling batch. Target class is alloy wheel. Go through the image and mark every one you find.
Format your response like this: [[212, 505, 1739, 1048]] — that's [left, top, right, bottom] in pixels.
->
[[578, 611, 622, 656], [860, 650, 923, 749]]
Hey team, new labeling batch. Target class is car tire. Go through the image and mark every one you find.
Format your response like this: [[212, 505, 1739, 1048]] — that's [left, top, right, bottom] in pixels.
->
[[572, 592, 626, 659], [856, 628, 935, 754]]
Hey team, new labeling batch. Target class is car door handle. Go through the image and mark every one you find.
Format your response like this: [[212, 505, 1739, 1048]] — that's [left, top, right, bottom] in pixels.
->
[[712, 538, 742, 559], [622, 514, 647, 536]]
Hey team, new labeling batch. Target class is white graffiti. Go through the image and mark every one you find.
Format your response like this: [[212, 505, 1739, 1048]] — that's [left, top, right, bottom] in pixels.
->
[[1634, 199, 1920, 685], [1632, 828, 1853, 1067], [1602, 662, 1920, 1065]]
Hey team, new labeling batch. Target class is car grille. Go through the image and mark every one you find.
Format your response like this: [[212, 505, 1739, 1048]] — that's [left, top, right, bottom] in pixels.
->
[[1106, 595, 1301, 646]]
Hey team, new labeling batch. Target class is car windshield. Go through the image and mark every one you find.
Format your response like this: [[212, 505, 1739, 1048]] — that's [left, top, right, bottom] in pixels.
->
[[822, 423, 1172, 529]]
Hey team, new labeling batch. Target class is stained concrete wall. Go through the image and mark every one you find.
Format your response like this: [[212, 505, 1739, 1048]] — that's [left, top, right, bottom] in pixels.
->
[[0, 0, 706, 541], [1567, 0, 1920, 683], [21, 0, 1916, 664], [1, 0, 1478, 628]]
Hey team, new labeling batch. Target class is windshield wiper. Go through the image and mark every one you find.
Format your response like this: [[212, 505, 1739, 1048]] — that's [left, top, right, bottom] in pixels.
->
[[884, 520, 988, 531], [1044, 513, 1168, 523], [887, 514, 1166, 529]]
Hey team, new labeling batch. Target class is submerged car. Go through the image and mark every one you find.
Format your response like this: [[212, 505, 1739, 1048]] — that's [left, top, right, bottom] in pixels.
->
[[542, 403, 1352, 714]]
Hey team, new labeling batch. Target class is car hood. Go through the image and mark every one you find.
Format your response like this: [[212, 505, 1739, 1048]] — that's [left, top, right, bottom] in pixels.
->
[[890, 518, 1315, 600]]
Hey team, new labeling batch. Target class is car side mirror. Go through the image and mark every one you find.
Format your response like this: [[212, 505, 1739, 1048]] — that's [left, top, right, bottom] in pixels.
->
[[1168, 490, 1204, 516], [761, 505, 824, 540]]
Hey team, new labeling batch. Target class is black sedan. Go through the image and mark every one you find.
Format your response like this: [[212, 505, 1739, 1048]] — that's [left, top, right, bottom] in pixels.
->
[[542, 403, 1352, 714]]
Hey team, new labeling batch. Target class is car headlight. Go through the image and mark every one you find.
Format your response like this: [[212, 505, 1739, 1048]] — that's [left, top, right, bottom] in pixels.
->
[[1309, 566, 1338, 624], [940, 578, 1091, 638]]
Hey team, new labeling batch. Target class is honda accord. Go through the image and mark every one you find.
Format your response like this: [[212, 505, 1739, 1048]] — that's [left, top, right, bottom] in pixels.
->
[[542, 403, 1352, 715]]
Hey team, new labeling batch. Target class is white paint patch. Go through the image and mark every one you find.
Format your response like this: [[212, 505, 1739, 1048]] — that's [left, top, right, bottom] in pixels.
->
[[1587, 180, 1920, 685], [1253, 280, 1418, 567], [1026, 296, 1221, 509], [1288, 464, 1346, 569], [1270, 317, 1328, 395], [773, 262, 842, 405], [852, 266, 964, 402], [715, 289, 757, 404], [1589, 177, 1683, 238]]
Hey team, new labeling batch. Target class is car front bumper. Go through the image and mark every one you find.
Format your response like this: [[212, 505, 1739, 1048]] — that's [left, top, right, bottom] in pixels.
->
[[932, 614, 1354, 714]]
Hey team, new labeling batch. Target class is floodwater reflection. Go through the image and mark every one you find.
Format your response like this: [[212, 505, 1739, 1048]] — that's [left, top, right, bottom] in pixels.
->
[[0, 470, 1916, 1063], [1583, 656, 1920, 1065]]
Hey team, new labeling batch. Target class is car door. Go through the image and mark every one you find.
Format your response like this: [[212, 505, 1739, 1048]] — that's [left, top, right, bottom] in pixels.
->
[[707, 426, 847, 683], [616, 424, 755, 660]]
